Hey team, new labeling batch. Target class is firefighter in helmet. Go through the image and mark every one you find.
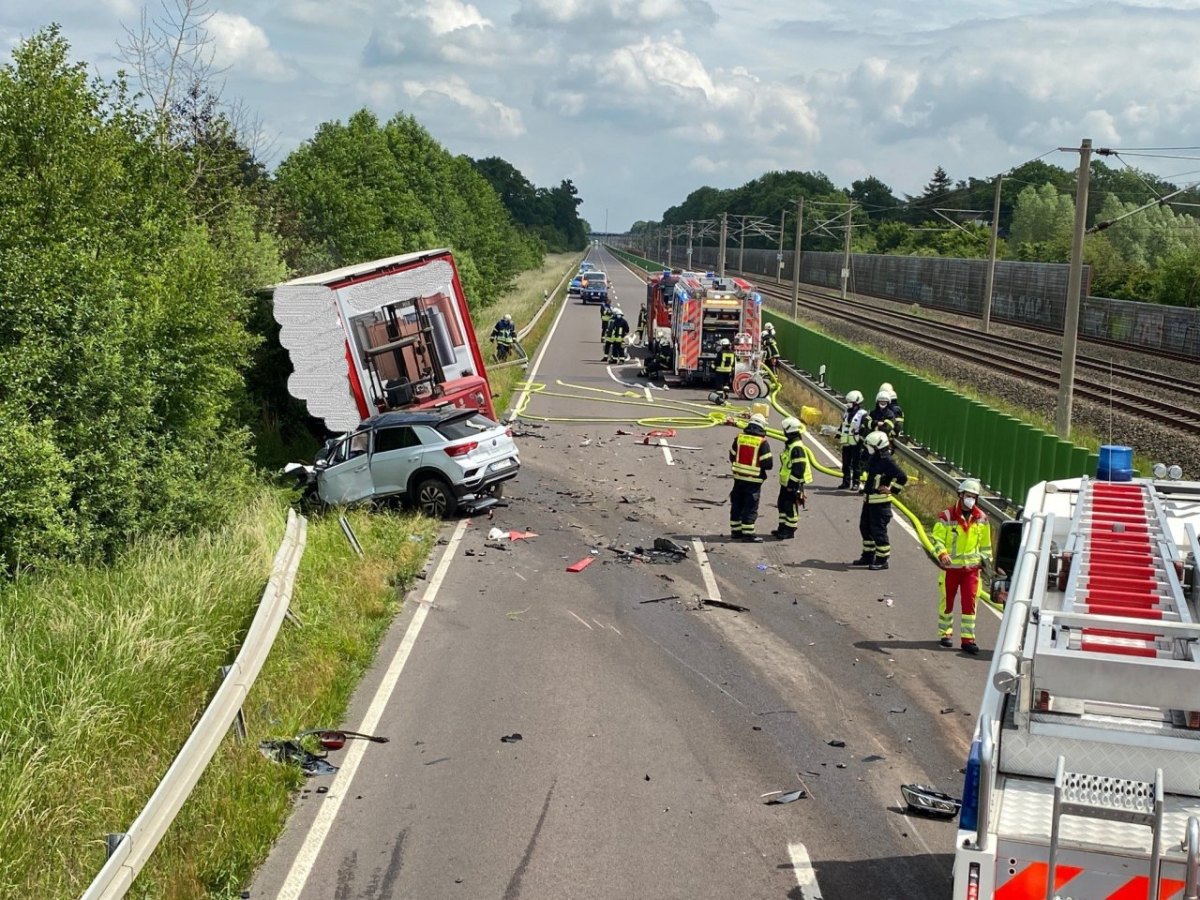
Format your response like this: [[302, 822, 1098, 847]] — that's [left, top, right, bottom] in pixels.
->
[[728, 412, 773, 542], [490, 314, 517, 362], [852, 429, 907, 570], [932, 478, 992, 655], [599, 298, 614, 342], [771, 416, 809, 540], [760, 322, 780, 371], [866, 389, 898, 446], [714, 338, 736, 391], [879, 382, 905, 436], [603, 306, 630, 363], [837, 390, 868, 490]]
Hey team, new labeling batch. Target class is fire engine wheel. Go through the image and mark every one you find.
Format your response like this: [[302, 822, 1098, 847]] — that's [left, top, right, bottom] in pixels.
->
[[740, 379, 764, 400], [414, 476, 457, 519]]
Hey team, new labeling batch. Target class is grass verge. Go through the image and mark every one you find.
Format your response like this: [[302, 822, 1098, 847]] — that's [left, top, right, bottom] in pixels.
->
[[0, 488, 436, 898]]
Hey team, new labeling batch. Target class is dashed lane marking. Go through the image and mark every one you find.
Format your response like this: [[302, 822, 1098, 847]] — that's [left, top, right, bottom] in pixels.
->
[[787, 842, 824, 899], [568, 610, 594, 630], [659, 438, 675, 466]]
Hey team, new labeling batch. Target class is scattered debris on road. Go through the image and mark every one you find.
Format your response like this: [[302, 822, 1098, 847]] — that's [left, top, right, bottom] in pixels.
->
[[827, 739, 846, 748], [566, 557, 596, 572], [260, 729, 384, 777], [639, 594, 681, 604], [762, 789, 807, 805], [698, 597, 749, 613], [500, 733, 523, 744], [900, 784, 962, 818]]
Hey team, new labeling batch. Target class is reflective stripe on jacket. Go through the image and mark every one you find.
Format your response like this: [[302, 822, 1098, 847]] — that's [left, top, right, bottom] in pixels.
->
[[839, 407, 866, 446], [730, 432, 772, 483], [932, 505, 993, 567], [715, 351, 736, 373], [864, 453, 907, 504], [779, 438, 811, 486]]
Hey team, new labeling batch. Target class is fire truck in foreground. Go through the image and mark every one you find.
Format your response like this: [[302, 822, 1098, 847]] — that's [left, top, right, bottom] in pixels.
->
[[953, 472, 1200, 899], [640, 270, 769, 399], [271, 249, 495, 434]]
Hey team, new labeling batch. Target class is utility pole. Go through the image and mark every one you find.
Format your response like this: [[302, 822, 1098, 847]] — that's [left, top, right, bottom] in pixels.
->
[[666, 225, 673, 269], [687, 221, 694, 271], [1055, 138, 1093, 440], [840, 204, 854, 300], [655, 228, 662, 262], [737, 218, 746, 273], [776, 208, 786, 285], [718, 212, 728, 276], [981, 174, 1002, 334], [791, 197, 804, 319]]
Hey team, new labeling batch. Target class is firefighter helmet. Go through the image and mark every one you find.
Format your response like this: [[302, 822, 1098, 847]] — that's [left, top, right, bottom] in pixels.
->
[[764, 323, 775, 334], [503, 314, 513, 323], [613, 307, 623, 316], [749, 413, 768, 428], [863, 430, 890, 452], [876, 390, 892, 405], [845, 390, 864, 404], [958, 478, 982, 496], [719, 338, 731, 347], [880, 381, 897, 400], [781, 416, 803, 434]]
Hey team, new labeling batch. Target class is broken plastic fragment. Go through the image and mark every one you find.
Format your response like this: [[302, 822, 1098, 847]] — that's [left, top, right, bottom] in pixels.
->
[[900, 784, 962, 818], [500, 733, 523, 743], [763, 789, 807, 805], [827, 739, 846, 748]]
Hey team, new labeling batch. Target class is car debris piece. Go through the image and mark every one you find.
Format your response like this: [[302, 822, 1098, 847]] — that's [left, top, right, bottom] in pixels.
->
[[900, 784, 962, 818], [652, 537, 689, 556], [699, 597, 749, 613], [508, 531, 538, 541], [500, 733, 523, 743], [639, 595, 680, 604], [762, 789, 807, 805], [566, 557, 596, 572], [827, 739, 846, 748], [259, 740, 339, 777]]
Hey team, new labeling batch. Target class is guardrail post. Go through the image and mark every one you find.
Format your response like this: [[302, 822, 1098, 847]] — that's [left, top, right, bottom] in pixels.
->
[[106, 833, 127, 859], [339, 515, 364, 557], [219, 665, 247, 743]]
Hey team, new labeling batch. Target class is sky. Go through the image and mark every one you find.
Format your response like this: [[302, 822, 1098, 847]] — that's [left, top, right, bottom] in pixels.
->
[[4, 1, 1200, 232]]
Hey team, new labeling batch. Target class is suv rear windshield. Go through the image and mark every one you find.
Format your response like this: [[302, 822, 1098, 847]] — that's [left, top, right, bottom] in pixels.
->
[[584, 274, 606, 285], [436, 413, 499, 441]]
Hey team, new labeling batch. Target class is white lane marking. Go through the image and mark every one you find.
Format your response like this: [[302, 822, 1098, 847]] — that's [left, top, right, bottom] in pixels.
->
[[606, 365, 637, 388], [803, 432, 840, 466], [513, 572, 527, 582], [276, 519, 469, 900], [512, 278, 572, 417], [659, 438, 675, 466], [643, 386, 652, 402], [609, 624, 622, 636], [787, 842, 824, 899], [568, 610, 594, 630], [692, 539, 722, 601]]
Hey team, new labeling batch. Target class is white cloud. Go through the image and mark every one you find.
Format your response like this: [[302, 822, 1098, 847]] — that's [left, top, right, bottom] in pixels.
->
[[401, 75, 525, 137], [513, 0, 716, 29], [207, 12, 291, 81]]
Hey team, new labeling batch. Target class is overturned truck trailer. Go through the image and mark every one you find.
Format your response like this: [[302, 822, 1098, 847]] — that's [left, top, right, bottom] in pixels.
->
[[271, 249, 496, 433]]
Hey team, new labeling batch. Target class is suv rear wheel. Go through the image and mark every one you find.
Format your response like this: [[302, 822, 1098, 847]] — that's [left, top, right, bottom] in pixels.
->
[[414, 476, 457, 518]]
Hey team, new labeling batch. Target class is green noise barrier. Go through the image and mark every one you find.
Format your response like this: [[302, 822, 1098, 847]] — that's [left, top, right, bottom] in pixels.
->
[[762, 310, 1099, 504]]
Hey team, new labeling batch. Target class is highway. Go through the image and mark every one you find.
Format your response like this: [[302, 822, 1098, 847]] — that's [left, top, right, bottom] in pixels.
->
[[250, 246, 1001, 900]]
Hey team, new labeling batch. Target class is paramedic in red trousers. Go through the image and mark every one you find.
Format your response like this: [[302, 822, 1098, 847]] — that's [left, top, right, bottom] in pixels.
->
[[729, 413, 773, 542], [932, 478, 993, 655], [851, 430, 907, 570]]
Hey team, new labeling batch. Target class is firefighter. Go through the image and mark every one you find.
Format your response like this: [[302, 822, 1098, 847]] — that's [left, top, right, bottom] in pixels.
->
[[635, 304, 648, 345], [490, 314, 517, 362], [761, 323, 781, 371], [728, 413, 773, 542], [837, 390, 867, 490], [599, 299, 614, 342], [852, 429, 907, 570], [867, 389, 898, 445], [604, 307, 630, 363], [880, 382, 905, 436], [933, 478, 992, 655], [714, 338, 736, 391], [771, 416, 809, 540]]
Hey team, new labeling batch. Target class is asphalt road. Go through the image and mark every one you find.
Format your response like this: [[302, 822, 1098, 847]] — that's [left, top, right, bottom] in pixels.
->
[[250, 246, 999, 900]]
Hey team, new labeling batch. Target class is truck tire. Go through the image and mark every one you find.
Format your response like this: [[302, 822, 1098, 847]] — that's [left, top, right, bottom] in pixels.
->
[[414, 476, 457, 518]]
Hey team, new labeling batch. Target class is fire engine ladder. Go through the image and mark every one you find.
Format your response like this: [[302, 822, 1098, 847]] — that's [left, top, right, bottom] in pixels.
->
[[1036, 478, 1200, 900]]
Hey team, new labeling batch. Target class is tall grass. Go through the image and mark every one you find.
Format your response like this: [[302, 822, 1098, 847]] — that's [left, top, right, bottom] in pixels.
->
[[0, 490, 435, 898]]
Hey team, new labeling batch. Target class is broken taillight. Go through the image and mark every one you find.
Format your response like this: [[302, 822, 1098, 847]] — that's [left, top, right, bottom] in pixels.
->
[[505, 427, 513, 438], [444, 441, 478, 458]]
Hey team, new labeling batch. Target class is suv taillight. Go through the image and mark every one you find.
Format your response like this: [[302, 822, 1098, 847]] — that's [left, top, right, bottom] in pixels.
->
[[505, 427, 513, 437], [444, 441, 478, 458]]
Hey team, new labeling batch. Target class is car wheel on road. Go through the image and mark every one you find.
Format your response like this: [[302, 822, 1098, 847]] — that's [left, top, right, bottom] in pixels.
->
[[415, 476, 456, 518]]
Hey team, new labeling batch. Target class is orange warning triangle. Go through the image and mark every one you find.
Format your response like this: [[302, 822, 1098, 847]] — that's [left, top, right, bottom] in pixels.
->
[[995, 863, 1083, 900]]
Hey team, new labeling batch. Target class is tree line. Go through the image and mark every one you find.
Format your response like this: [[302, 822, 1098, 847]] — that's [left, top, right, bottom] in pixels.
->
[[0, 26, 586, 571], [634, 161, 1200, 308]]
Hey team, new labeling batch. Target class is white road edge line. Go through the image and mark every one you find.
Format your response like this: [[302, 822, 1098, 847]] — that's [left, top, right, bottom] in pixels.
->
[[275, 518, 470, 900], [643, 386, 652, 402], [659, 437, 675, 466], [692, 539, 721, 601], [568, 610, 594, 630], [511, 280, 573, 419], [787, 842, 824, 899]]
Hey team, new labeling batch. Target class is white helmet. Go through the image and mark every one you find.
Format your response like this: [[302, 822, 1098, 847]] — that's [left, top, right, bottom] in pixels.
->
[[719, 338, 731, 347], [764, 323, 775, 334], [613, 307, 623, 316], [503, 314, 513, 323], [863, 430, 890, 452], [845, 390, 864, 405], [780, 416, 802, 434], [958, 478, 982, 496], [749, 413, 768, 428], [876, 390, 891, 405]]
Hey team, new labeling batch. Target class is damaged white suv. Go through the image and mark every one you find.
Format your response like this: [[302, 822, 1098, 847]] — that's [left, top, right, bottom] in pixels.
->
[[312, 408, 520, 517]]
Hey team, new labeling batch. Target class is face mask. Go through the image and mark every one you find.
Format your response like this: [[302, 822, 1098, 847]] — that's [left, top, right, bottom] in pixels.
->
[[961, 496, 976, 510]]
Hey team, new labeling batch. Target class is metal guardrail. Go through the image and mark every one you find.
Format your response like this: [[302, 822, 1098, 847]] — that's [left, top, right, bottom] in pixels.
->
[[81, 509, 309, 900]]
